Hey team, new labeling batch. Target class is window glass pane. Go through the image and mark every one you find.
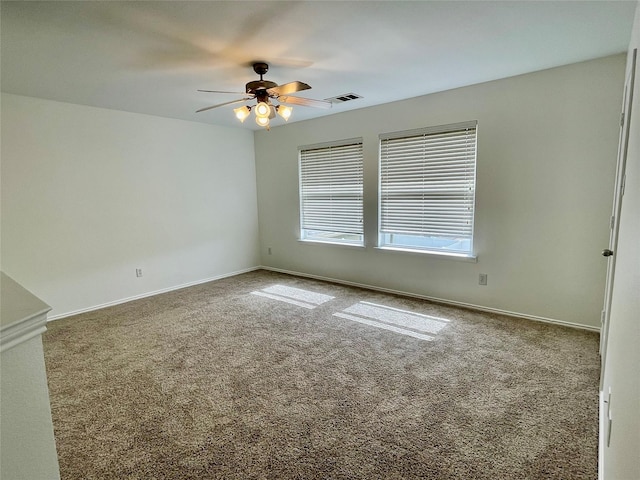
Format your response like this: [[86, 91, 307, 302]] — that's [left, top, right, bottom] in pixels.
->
[[299, 140, 364, 246], [379, 122, 477, 255]]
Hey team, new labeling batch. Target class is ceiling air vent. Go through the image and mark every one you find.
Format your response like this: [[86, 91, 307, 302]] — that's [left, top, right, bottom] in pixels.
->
[[325, 93, 363, 104]]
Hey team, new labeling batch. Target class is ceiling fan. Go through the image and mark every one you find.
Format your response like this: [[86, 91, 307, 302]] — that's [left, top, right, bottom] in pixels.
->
[[196, 62, 331, 128]]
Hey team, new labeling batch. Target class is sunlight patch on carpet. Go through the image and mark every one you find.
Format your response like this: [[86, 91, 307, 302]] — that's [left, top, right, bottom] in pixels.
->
[[334, 301, 450, 340], [251, 284, 335, 309]]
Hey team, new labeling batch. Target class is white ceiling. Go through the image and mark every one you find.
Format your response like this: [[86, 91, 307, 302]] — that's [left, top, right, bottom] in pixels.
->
[[1, 1, 636, 130]]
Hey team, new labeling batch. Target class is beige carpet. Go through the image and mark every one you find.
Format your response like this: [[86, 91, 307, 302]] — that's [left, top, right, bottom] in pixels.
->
[[43, 270, 600, 479]]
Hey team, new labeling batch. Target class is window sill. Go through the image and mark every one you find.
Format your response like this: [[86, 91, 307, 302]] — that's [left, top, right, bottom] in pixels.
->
[[298, 239, 365, 249], [374, 246, 478, 263]]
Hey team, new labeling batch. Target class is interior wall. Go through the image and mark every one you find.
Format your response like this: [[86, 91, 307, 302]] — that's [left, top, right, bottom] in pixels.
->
[[1, 94, 260, 318], [601, 1, 640, 477], [255, 55, 625, 329]]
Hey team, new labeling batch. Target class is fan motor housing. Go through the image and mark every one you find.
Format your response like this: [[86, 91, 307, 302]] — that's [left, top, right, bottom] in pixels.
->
[[246, 80, 278, 94]]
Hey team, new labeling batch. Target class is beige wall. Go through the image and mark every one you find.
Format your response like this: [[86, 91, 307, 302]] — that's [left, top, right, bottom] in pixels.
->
[[255, 55, 625, 329], [601, 1, 640, 478], [1, 94, 260, 318]]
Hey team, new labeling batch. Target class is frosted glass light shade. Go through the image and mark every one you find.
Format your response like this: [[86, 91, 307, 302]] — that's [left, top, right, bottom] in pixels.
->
[[277, 105, 293, 121], [255, 116, 270, 127], [254, 102, 270, 118], [233, 106, 251, 122]]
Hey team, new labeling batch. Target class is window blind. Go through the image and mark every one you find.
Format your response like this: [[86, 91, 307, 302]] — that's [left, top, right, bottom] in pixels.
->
[[379, 121, 477, 250], [299, 139, 363, 243]]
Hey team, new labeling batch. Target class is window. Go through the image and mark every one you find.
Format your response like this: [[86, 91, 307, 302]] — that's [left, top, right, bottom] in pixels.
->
[[299, 139, 364, 246], [379, 121, 477, 256]]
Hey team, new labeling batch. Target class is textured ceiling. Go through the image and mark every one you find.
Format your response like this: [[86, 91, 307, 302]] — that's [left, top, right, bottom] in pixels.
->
[[1, 1, 636, 130]]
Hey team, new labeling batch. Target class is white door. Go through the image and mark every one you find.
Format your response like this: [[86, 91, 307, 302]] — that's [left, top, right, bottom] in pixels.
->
[[600, 49, 636, 383]]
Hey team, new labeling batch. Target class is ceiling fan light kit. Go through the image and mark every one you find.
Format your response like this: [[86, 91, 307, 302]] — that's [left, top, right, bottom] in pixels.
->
[[197, 62, 331, 129]]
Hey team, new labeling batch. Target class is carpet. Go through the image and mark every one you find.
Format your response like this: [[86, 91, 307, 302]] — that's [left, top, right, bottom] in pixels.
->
[[43, 270, 600, 479]]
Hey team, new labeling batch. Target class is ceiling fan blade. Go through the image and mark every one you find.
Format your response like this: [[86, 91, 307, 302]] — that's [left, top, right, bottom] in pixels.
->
[[196, 97, 251, 113], [277, 96, 332, 109], [198, 89, 248, 95], [267, 81, 311, 96]]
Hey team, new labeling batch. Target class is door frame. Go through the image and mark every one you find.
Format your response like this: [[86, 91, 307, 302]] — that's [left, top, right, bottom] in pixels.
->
[[600, 49, 636, 385]]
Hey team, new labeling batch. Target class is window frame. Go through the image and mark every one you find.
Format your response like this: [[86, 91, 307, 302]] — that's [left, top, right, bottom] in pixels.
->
[[378, 121, 478, 258], [298, 138, 364, 247]]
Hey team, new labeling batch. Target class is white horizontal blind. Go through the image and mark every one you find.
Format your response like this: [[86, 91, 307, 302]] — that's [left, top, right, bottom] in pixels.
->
[[299, 139, 363, 242], [379, 121, 477, 250]]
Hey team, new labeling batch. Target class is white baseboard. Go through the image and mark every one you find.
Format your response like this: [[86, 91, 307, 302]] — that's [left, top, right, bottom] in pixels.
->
[[47, 266, 261, 322], [48, 265, 600, 332], [261, 266, 600, 332]]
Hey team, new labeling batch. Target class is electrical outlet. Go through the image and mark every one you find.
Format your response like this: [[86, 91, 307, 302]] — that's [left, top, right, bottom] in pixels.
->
[[479, 273, 488, 286], [136, 268, 143, 278]]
